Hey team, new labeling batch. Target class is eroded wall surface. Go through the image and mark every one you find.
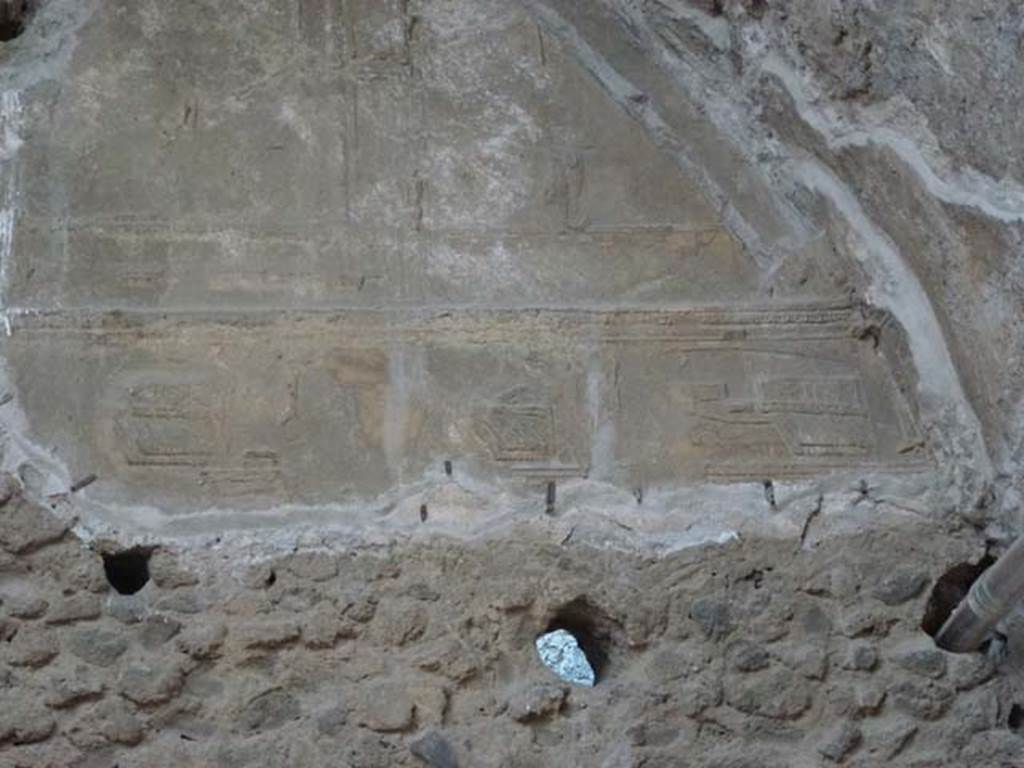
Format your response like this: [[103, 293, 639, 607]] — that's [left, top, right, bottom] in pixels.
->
[[2, 491, 1024, 767], [0, 0, 946, 536], [0, 0, 1022, 766]]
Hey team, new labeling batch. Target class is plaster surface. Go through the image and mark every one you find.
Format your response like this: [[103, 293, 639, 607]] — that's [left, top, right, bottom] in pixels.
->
[[0, 0, 939, 539], [1, 2, 1024, 766]]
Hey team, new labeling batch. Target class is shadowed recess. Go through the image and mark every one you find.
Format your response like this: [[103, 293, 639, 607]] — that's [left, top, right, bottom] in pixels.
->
[[1009, 703, 1024, 733], [0, 0, 34, 41], [920, 556, 996, 639], [102, 547, 153, 595], [543, 596, 618, 683]]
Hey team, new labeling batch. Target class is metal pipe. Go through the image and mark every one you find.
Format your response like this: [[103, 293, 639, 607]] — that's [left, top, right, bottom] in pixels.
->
[[935, 535, 1024, 653]]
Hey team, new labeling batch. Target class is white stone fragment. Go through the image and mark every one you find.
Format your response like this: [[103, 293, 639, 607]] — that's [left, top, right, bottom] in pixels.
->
[[535, 629, 596, 687]]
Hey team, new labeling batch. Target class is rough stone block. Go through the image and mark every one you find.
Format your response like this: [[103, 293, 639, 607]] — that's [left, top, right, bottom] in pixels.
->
[[45, 667, 105, 709], [0, 699, 55, 744], [507, 682, 567, 723], [67, 700, 145, 748], [118, 660, 185, 706], [949, 653, 996, 691], [842, 644, 879, 672], [817, 720, 862, 762], [4, 595, 48, 620], [239, 688, 302, 732], [107, 593, 148, 625], [98, 700, 145, 746], [0, 497, 68, 554], [4, 626, 59, 668], [237, 620, 300, 650], [315, 703, 348, 737], [854, 684, 886, 716], [301, 610, 347, 649], [866, 717, 918, 760], [368, 599, 429, 647], [148, 549, 200, 589], [410, 730, 459, 768], [45, 593, 102, 625], [153, 589, 202, 614], [838, 609, 897, 639], [284, 551, 339, 582], [138, 615, 183, 648], [890, 680, 954, 721], [415, 639, 481, 684], [872, 569, 929, 606], [67, 628, 129, 667], [679, 675, 724, 718], [890, 642, 948, 679], [355, 681, 416, 732], [176, 620, 227, 659], [726, 640, 770, 673], [725, 670, 812, 720], [690, 597, 734, 640]]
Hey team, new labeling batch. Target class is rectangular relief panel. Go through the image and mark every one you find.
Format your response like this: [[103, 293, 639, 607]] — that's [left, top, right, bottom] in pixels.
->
[[2, 303, 926, 514]]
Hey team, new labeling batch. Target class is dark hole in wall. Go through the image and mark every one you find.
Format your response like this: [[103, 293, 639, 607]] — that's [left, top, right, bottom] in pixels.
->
[[691, 0, 724, 16], [0, 1, 34, 42], [740, 567, 770, 589], [920, 556, 996, 638], [102, 547, 153, 595], [746, 0, 768, 19], [543, 597, 614, 682], [1009, 703, 1024, 733]]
